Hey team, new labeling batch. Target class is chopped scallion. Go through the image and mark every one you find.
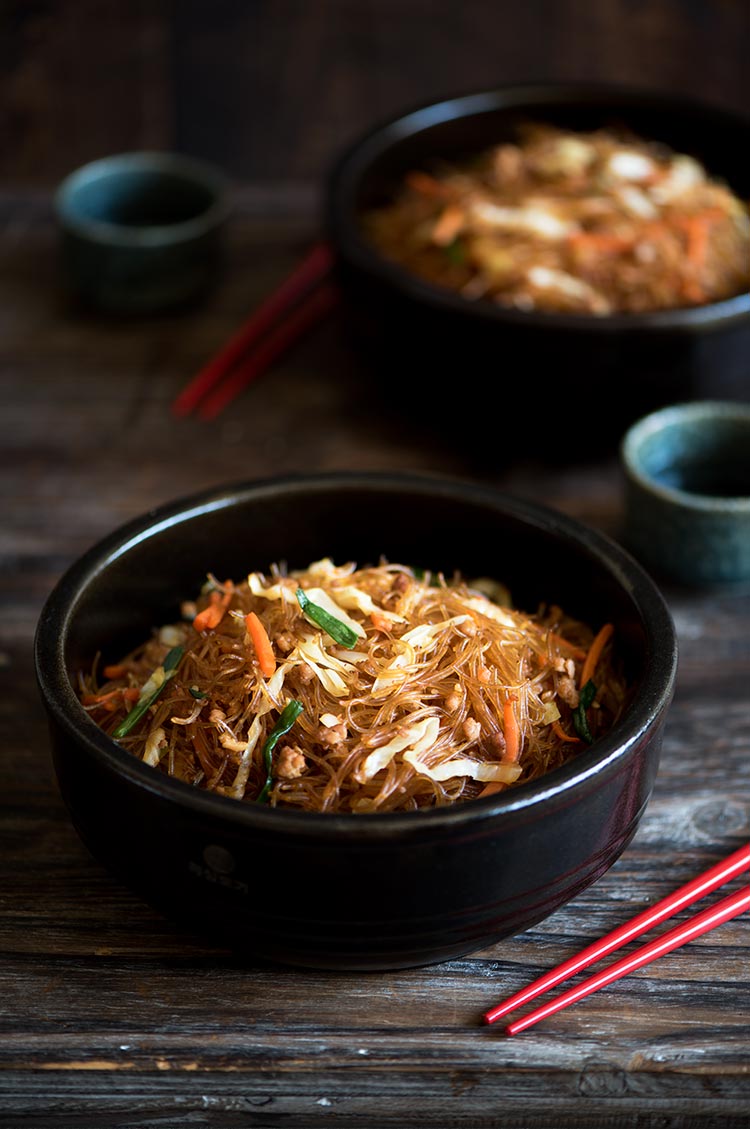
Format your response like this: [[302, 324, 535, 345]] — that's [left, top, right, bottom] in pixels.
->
[[295, 588, 358, 648], [572, 678, 597, 744], [112, 645, 184, 739], [444, 238, 466, 264], [257, 700, 304, 803]]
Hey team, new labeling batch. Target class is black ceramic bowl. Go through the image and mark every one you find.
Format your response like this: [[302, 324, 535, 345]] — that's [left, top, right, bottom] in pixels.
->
[[326, 82, 750, 460], [34, 471, 677, 970]]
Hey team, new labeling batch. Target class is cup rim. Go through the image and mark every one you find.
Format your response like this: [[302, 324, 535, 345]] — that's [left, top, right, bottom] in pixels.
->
[[54, 150, 230, 247], [621, 399, 750, 511]]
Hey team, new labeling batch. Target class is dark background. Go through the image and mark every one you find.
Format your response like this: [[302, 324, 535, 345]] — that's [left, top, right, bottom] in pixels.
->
[[5, 0, 750, 197]]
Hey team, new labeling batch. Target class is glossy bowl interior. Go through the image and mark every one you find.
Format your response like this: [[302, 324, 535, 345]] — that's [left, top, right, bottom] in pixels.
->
[[326, 82, 750, 461], [34, 471, 678, 970]]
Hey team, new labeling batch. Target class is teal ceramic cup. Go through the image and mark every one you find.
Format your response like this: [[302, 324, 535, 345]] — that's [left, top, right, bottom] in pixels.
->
[[55, 151, 229, 314], [621, 400, 750, 586]]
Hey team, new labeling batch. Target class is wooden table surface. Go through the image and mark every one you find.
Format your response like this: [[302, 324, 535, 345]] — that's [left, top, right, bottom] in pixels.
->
[[2, 189, 749, 1129]]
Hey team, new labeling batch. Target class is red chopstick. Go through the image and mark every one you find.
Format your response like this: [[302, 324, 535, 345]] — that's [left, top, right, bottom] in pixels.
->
[[504, 881, 750, 1035], [171, 240, 337, 419], [195, 280, 340, 420], [484, 841, 750, 1034]]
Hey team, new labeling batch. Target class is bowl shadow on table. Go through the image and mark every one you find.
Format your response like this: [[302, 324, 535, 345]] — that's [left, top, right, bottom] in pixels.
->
[[336, 289, 750, 472]]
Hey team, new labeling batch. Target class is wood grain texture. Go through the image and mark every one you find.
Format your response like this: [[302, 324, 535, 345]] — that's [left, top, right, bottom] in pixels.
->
[[2, 3, 750, 1119], [2, 0, 749, 189]]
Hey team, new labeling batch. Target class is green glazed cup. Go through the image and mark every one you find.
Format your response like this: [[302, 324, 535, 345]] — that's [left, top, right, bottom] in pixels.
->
[[621, 400, 750, 586], [55, 151, 229, 314]]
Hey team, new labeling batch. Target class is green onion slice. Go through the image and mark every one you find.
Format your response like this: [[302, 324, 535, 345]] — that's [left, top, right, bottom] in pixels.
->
[[113, 645, 184, 739], [572, 678, 597, 744], [295, 588, 358, 648], [444, 238, 465, 264], [257, 699, 304, 804]]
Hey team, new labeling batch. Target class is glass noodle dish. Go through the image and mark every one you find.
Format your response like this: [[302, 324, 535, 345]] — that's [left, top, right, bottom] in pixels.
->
[[363, 123, 750, 315], [78, 559, 629, 814]]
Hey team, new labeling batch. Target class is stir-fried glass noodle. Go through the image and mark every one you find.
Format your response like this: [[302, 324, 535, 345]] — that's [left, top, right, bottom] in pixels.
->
[[78, 559, 630, 813], [363, 123, 750, 315]]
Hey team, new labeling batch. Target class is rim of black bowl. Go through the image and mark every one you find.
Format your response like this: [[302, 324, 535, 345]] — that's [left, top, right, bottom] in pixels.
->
[[54, 150, 230, 247], [34, 469, 678, 842], [326, 80, 750, 335]]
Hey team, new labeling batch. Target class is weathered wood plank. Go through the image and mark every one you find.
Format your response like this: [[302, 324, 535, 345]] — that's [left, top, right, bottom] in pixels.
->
[[4, 0, 750, 190]]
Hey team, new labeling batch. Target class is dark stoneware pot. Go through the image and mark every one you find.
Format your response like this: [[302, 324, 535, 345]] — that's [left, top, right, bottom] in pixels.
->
[[326, 83, 750, 464], [35, 472, 677, 970]]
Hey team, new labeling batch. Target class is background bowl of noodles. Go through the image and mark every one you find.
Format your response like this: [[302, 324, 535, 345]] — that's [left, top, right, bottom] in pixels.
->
[[35, 470, 677, 970], [326, 82, 750, 464]]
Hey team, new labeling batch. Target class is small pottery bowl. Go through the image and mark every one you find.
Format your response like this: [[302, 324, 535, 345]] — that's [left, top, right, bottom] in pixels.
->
[[620, 400, 750, 586], [55, 151, 229, 313], [34, 471, 678, 970]]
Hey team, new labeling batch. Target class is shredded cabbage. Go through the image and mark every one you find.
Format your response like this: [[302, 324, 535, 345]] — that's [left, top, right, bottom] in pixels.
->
[[79, 559, 629, 813]]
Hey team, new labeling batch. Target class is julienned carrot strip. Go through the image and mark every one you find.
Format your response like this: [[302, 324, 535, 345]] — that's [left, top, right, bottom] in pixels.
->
[[569, 231, 633, 254], [406, 170, 450, 198], [81, 689, 115, 705], [680, 215, 711, 302], [502, 694, 520, 764], [245, 611, 276, 678], [667, 207, 724, 303], [478, 780, 506, 798], [478, 694, 520, 798], [682, 277, 706, 304], [193, 592, 221, 631], [193, 582, 234, 632], [685, 217, 710, 266], [102, 663, 128, 679], [432, 204, 465, 246], [552, 719, 581, 744], [579, 623, 614, 689], [681, 214, 715, 301], [548, 632, 587, 661], [675, 207, 724, 258], [81, 687, 140, 706]]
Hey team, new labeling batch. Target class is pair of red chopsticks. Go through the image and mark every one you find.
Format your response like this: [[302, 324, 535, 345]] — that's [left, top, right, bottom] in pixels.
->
[[171, 241, 338, 421], [484, 841, 750, 1035]]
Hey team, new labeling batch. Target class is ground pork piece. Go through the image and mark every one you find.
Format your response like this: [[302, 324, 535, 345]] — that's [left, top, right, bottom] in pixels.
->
[[487, 731, 507, 756], [463, 717, 481, 742], [318, 720, 347, 746], [391, 572, 411, 593], [557, 675, 580, 709], [276, 745, 307, 779]]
